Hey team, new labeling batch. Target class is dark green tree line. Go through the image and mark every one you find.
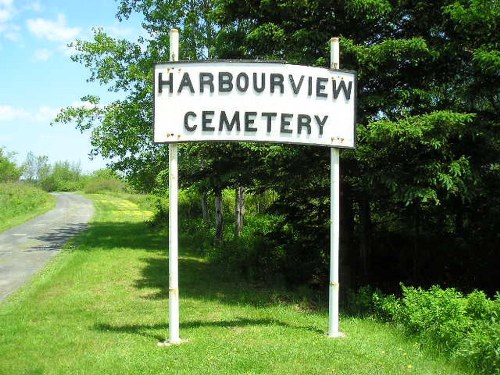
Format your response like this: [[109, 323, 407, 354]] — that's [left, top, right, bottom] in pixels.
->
[[54, 0, 499, 292]]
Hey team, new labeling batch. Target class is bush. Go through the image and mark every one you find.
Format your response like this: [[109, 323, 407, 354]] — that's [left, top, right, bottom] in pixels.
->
[[399, 285, 470, 350], [344, 285, 380, 316], [39, 161, 84, 192], [373, 285, 500, 374], [456, 320, 500, 374], [206, 214, 285, 283], [456, 291, 500, 374], [0, 148, 22, 182], [84, 170, 126, 194]]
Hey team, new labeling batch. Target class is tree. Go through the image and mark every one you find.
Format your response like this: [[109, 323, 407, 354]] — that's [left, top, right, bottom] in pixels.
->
[[55, 0, 499, 290], [0, 147, 22, 182], [39, 161, 83, 192], [54, 0, 218, 192], [213, 0, 499, 289], [22, 152, 50, 182]]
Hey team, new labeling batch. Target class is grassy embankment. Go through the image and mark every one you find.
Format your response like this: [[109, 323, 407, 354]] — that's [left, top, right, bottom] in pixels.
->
[[0, 182, 55, 232], [0, 193, 473, 374]]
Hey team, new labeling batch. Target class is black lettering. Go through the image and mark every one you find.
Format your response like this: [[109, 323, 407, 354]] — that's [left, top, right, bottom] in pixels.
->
[[245, 112, 257, 132], [158, 72, 173, 93], [219, 72, 233, 92], [262, 112, 277, 133], [202, 111, 215, 131], [200, 72, 214, 93], [314, 115, 328, 135], [219, 111, 240, 131], [270, 73, 284, 94], [236, 73, 249, 92], [178, 72, 195, 93], [332, 80, 353, 100], [316, 77, 328, 98], [281, 113, 293, 134], [184, 111, 197, 131], [289, 74, 304, 94], [308, 76, 313, 96], [253, 72, 265, 93], [297, 114, 312, 134]]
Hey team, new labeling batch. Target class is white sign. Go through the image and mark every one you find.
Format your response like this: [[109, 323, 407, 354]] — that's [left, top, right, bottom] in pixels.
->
[[154, 61, 356, 148]]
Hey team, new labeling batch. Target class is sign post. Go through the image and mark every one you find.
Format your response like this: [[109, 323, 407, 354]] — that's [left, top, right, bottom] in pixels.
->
[[328, 37, 343, 338], [155, 30, 354, 344], [162, 28, 182, 346]]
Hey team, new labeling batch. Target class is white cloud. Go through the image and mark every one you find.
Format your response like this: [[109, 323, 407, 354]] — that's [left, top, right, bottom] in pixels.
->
[[3, 23, 19, 40], [34, 105, 59, 121], [0, 104, 28, 122], [34, 47, 51, 61], [0, 104, 59, 122], [0, 0, 16, 41], [22, 0, 42, 13], [27, 13, 80, 42], [0, 0, 14, 24]]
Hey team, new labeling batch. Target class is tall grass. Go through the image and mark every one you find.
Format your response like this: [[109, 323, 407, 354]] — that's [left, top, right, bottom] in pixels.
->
[[0, 182, 55, 232]]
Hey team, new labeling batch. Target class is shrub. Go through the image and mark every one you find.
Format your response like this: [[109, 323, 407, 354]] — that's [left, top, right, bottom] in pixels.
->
[[373, 291, 401, 322], [456, 320, 500, 374], [83, 169, 126, 194], [0, 147, 22, 182], [373, 285, 500, 374], [84, 177, 125, 194], [456, 291, 500, 374], [206, 214, 285, 283], [39, 161, 84, 192], [344, 285, 380, 316], [399, 285, 470, 351]]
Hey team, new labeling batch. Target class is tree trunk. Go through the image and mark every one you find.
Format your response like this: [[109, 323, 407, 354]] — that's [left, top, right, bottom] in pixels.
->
[[235, 186, 246, 237], [358, 194, 372, 283], [455, 204, 464, 238], [201, 190, 209, 224], [340, 179, 355, 290], [412, 202, 421, 282], [214, 187, 223, 244]]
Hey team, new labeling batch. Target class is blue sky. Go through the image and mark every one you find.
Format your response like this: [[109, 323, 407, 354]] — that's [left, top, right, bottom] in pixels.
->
[[0, 0, 143, 173]]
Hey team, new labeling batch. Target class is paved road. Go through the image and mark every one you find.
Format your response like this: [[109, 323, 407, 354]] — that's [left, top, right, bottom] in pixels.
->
[[0, 192, 94, 302]]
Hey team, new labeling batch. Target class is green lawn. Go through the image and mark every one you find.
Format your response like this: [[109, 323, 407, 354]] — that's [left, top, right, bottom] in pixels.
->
[[0, 194, 472, 374], [0, 182, 55, 233]]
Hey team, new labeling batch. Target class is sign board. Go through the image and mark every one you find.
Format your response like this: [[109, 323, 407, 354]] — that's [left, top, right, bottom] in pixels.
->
[[154, 61, 356, 148]]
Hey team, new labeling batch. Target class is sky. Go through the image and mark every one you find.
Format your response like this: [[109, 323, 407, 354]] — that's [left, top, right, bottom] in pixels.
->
[[0, 0, 143, 173]]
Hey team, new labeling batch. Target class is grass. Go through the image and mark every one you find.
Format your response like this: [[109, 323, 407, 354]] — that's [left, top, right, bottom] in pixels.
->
[[0, 182, 55, 232], [0, 193, 474, 374]]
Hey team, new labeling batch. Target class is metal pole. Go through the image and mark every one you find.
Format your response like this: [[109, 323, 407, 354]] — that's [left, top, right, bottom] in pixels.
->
[[328, 37, 343, 338], [167, 28, 181, 345]]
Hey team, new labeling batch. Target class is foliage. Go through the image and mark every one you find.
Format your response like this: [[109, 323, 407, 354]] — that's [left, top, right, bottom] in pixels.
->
[[207, 213, 285, 283], [373, 285, 500, 374], [54, 0, 500, 292], [21, 152, 50, 183], [0, 182, 55, 232], [343, 285, 380, 317], [39, 161, 84, 192], [84, 169, 126, 194], [0, 147, 22, 183]]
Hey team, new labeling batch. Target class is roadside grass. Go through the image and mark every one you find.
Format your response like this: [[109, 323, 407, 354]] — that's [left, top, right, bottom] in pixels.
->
[[0, 182, 55, 233], [0, 194, 473, 374]]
